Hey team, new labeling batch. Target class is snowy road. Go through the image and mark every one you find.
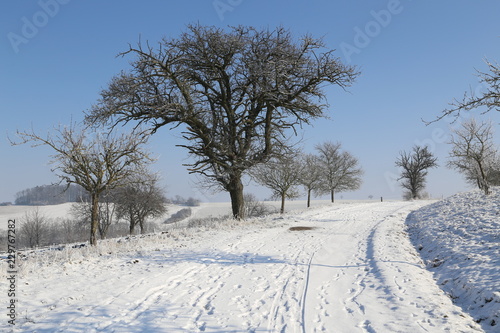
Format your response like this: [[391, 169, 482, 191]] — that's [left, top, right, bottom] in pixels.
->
[[12, 201, 483, 332]]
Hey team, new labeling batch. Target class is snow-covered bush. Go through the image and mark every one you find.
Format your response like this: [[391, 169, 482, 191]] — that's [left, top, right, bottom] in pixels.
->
[[165, 208, 192, 224]]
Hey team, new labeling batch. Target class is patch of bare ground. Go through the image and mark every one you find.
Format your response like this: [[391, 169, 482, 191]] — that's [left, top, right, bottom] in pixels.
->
[[288, 226, 316, 231]]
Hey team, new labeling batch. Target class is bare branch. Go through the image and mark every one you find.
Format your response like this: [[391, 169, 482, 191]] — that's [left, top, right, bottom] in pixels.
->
[[425, 59, 500, 125]]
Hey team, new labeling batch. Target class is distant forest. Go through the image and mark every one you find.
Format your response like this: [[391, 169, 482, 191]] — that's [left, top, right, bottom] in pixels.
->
[[15, 184, 87, 205]]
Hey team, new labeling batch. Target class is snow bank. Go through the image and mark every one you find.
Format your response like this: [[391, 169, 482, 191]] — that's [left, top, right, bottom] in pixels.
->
[[407, 188, 500, 331]]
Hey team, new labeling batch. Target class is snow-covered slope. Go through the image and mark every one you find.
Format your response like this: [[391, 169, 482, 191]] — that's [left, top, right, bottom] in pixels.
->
[[1, 200, 485, 332], [407, 189, 500, 332]]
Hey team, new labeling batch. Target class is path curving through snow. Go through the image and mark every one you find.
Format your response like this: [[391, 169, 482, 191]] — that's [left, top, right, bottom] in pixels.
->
[[12, 201, 483, 332]]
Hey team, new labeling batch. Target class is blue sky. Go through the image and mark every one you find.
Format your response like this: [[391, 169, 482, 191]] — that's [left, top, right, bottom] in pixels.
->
[[1, 1, 500, 203]]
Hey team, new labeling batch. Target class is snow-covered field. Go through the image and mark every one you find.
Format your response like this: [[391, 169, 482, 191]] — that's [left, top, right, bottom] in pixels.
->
[[0, 199, 365, 230], [2, 197, 493, 332], [407, 189, 500, 332]]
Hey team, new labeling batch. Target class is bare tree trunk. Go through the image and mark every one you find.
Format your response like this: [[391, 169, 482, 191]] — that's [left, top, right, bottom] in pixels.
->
[[280, 194, 286, 214], [229, 175, 245, 219], [129, 214, 136, 235], [139, 219, 145, 234], [331, 189, 335, 203], [307, 189, 311, 208], [90, 193, 99, 245], [484, 184, 491, 195], [477, 162, 491, 195], [98, 200, 115, 239]]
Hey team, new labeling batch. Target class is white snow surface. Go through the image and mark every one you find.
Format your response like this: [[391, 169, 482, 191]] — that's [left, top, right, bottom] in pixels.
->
[[1, 200, 488, 332], [407, 189, 500, 332]]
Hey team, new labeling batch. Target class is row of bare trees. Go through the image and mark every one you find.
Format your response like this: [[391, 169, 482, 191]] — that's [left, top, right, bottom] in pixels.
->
[[12, 25, 359, 245], [251, 142, 363, 213]]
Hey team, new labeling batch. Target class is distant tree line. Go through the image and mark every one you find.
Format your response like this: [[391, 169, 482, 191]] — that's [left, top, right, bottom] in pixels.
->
[[15, 184, 86, 205], [169, 196, 201, 207]]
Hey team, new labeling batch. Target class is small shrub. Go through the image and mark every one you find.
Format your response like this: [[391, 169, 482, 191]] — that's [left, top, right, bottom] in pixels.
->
[[243, 193, 275, 217], [186, 216, 230, 229], [185, 197, 200, 207]]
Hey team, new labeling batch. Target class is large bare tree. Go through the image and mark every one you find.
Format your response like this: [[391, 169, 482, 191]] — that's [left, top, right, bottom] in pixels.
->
[[12, 124, 152, 245], [85, 24, 358, 219], [395, 145, 438, 200], [316, 142, 363, 203], [447, 118, 498, 195]]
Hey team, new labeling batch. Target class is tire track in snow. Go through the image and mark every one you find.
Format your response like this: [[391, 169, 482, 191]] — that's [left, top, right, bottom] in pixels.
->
[[329, 204, 418, 331], [266, 239, 308, 333], [299, 251, 315, 333]]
